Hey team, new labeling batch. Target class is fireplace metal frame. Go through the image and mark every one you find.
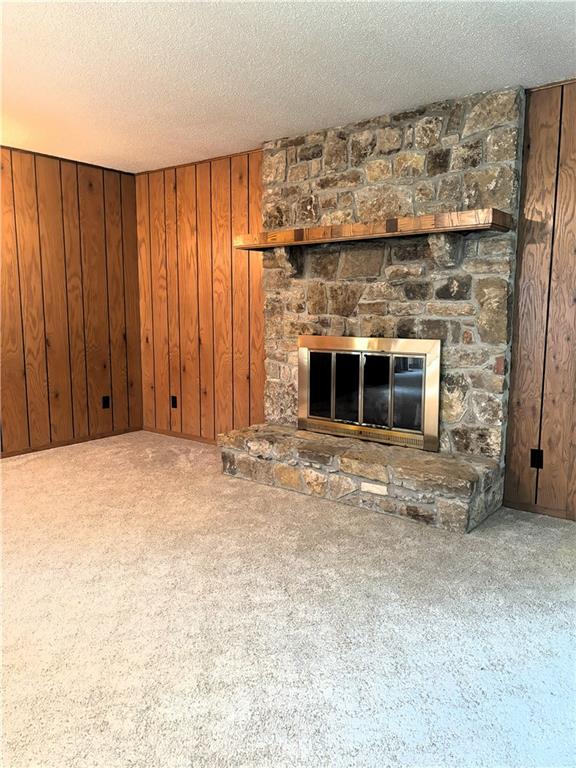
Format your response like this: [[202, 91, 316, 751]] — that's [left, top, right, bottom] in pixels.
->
[[298, 335, 441, 451]]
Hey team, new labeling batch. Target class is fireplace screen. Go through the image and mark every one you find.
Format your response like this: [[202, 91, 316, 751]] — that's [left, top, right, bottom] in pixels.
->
[[298, 336, 440, 451]]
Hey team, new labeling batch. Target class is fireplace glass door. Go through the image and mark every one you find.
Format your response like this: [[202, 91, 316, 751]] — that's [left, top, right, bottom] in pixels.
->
[[299, 336, 440, 451]]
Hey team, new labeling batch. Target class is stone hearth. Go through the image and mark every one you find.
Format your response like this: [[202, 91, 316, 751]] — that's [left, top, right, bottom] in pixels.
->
[[219, 425, 501, 532]]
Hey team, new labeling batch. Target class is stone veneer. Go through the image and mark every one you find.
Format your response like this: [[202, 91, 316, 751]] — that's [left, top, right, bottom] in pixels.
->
[[219, 425, 502, 532], [260, 88, 524, 466], [262, 89, 522, 229], [220, 88, 525, 530]]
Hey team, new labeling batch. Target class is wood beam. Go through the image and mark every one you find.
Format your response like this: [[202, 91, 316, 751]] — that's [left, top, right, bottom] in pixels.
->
[[233, 208, 512, 250]]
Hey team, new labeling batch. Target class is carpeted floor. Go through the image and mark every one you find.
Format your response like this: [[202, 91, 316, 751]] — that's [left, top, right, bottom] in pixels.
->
[[2, 431, 575, 768]]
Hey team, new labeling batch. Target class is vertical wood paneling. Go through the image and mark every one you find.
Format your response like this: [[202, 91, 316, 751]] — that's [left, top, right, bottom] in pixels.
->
[[11, 150, 51, 447], [248, 150, 265, 425], [104, 170, 129, 431], [537, 83, 576, 515], [1, 148, 29, 452], [176, 164, 201, 436], [35, 155, 74, 442], [165, 168, 182, 432], [196, 162, 215, 440], [121, 173, 143, 429], [61, 161, 89, 438], [2, 148, 141, 456], [504, 88, 562, 507], [231, 154, 250, 429], [149, 170, 170, 431], [133, 150, 263, 444], [78, 164, 113, 435], [211, 157, 233, 435], [136, 173, 155, 428]]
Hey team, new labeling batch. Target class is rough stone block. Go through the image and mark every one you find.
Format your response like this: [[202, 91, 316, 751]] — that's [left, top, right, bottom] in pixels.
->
[[475, 277, 509, 344], [339, 446, 392, 483], [355, 185, 413, 222], [384, 263, 426, 284], [419, 318, 456, 342], [485, 127, 518, 162], [396, 318, 418, 338], [327, 474, 359, 500], [390, 451, 479, 496], [346, 316, 394, 337], [470, 391, 503, 426], [450, 427, 502, 459], [414, 116, 443, 149], [394, 151, 426, 178], [338, 248, 384, 279], [252, 458, 275, 485], [298, 144, 323, 162], [428, 234, 463, 268], [287, 163, 309, 182], [450, 139, 483, 170], [375, 126, 403, 154], [362, 282, 404, 301], [350, 130, 376, 165], [388, 301, 424, 316], [263, 201, 290, 230], [324, 130, 348, 171], [327, 283, 364, 316], [319, 210, 354, 226], [404, 282, 432, 300], [463, 165, 516, 211], [468, 371, 505, 394], [372, 496, 435, 525], [414, 180, 436, 202], [315, 169, 364, 190], [426, 301, 476, 316], [463, 90, 519, 136], [442, 347, 491, 368], [441, 373, 469, 423], [365, 158, 393, 182], [338, 191, 354, 208], [301, 468, 328, 496], [274, 463, 302, 491], [435, 274, 472, 300], [221, 449, 237, 475], [306, 282, 328, 314], [446, 101, 464, 133], [297, 441, 342, 466], [435, 498, 469, 532], [360, 481, 389, 496], [309, 158, 322, 177], [437, 175, 462, 203], [307, 249, 340, 279], [427, 148, 451, 176], [263, 150, 287, 184], [294, 194, 320, 225]]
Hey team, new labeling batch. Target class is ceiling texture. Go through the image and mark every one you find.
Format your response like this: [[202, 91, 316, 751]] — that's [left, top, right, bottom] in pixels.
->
[[2, 2, 575, 172]]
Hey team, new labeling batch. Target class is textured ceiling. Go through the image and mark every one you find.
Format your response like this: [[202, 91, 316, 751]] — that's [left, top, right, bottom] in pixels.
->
[[2, 2, 575, 172]]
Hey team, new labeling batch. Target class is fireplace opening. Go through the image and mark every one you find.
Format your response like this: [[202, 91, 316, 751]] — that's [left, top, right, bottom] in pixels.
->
[[298, 336, 440, 451]]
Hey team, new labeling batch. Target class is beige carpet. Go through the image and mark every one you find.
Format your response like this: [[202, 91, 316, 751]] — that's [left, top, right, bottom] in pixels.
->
[[2, 431, 575, 768]]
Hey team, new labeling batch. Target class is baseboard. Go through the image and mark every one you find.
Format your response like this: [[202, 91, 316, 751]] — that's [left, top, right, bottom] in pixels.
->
[[0, 428, 140, 459], [504, 498, 573, 521], [142, 427, 216, 445]]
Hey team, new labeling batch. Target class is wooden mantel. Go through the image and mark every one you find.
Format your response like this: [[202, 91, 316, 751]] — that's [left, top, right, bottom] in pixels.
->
[[233, 208, 512, 250]]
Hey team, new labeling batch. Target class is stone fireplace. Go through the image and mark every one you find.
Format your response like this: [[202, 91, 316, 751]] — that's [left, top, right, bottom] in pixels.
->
[[219, 87, 524, 532]]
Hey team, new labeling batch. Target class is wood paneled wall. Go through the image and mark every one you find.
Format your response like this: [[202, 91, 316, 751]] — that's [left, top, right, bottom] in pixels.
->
[[505, 82, 576, 520], [135, 150, 264, 441], [1, 148, 142, 456]]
